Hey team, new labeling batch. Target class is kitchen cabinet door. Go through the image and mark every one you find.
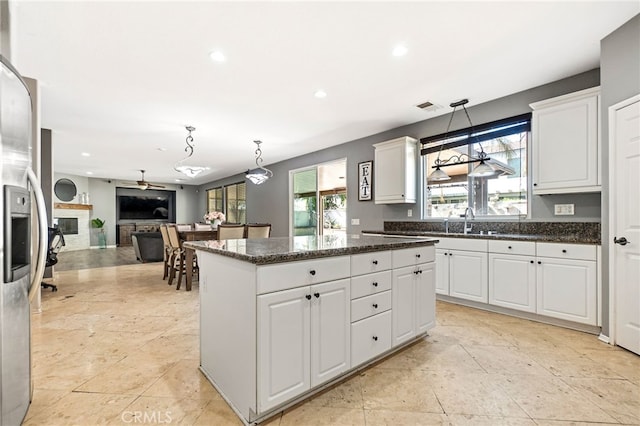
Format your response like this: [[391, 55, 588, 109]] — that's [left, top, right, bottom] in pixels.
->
[[258, 286, 311, 412], [489, 253, 536, 313], [435, 249, 450, 295], [416, 262, 436, 334], [373, 137, 417, 204], [536, 257, 597, 325], [449, 250, 488, 303], [392, 265, 417, 346], [310, 279, 350, 387]]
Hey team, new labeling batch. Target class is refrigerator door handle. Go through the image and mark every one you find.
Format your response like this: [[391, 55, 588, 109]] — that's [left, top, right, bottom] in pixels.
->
[[27, 168, 48, 302]]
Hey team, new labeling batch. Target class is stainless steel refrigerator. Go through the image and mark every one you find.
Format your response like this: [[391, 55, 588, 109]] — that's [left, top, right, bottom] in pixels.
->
[[0, 55, 48, 425]]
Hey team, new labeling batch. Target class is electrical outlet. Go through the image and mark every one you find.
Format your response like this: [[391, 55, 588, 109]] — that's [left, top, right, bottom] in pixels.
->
[[351, 218, 360, 225], [408, 209, 413, 217], [554, 204, 575, 215]]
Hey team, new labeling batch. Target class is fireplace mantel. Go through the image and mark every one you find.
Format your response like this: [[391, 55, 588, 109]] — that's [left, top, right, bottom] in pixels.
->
[[54, 203, 93, 210]]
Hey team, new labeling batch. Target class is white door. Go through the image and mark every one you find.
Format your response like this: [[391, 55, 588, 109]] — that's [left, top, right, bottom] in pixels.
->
[[392, 265, 416, 346], [435, 249, 450, 295], [449, 250, 488, 303], [257, 286, 310, 412], [416, 262, 436, 333], [610, 95, 640, 355], [310, 279, 350, 387]]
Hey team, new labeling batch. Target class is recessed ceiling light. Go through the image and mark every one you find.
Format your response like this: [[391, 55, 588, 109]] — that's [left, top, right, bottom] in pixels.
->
[[86, 171, 93, 175], [209, 50, 226, 62], [314, 90, 327, 99], [157, 147, 167, 152], [81, 152, 91, 157], [392, 44, 408, 57], [175, 179, 183, 182]]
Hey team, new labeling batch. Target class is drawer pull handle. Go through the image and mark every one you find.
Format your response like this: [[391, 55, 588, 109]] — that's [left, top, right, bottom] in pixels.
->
[[444, 252, 448, 256], [372, 303, 378, 309], [614, 236, 630, 246], [372, 260, 378, 265], [372, 282, 378, 287], [418, 269, 423, 274], [416, 254, 421, 258], [305, 294, 312, 300], [309, 270, 316, 276], [314, 292, 320, 298], [562, 249, 567, 253], [372, 336, 378, 341]]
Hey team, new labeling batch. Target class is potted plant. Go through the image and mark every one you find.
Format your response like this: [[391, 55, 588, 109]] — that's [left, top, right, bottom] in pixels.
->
[[91, 218, 107, 248]]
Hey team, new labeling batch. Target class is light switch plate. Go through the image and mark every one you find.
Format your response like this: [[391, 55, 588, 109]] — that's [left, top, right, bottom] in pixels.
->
[[351, 218, 360, 225], [407, 209, 413, 217], [554, 204, 575, 215]]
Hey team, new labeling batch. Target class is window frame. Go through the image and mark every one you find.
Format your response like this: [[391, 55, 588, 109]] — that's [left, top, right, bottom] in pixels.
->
[[206, 181, 247, 224], [421, 113, 531, 219]]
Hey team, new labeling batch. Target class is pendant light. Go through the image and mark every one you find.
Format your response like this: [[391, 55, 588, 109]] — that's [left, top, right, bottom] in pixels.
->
[[174, 126, 210, 178], [245, 140, 273, 185]]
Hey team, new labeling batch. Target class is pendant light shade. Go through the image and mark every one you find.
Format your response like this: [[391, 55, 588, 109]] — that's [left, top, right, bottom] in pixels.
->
[[245, 140, 273, 185], [468, 159, 495, 177], [428, 166, 451, 182]]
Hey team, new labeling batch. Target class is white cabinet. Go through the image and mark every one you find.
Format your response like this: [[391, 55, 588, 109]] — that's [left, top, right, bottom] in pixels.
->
[[391, 246, 436, 347], [536, 242, 597, 325], [530, 87, 600, 194], [435, 238, 488, 303], [373, 136, 417, 204], [488, 240, 537, 313], [258, 278, 350, 412]]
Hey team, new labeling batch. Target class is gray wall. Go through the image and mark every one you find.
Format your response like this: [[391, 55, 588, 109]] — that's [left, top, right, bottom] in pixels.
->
[[600, 13, 640, 337], [199, 69, 602, 238]]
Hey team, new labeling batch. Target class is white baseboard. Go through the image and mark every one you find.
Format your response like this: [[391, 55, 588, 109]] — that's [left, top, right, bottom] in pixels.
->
[[89, 245, 117, 249], [598, 333, 610, 344]]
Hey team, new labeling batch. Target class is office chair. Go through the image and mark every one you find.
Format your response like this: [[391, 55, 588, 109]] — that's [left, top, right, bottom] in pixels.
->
[[41, 226, 65, 292]]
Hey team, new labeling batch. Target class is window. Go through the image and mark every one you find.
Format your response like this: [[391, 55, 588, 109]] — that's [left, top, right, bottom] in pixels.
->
[[206, 182, 247, 224], [421, 114, 530, 218]]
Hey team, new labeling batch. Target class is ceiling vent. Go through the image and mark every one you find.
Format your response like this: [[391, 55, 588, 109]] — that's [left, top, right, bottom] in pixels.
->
[[416, 101, 442, 112]]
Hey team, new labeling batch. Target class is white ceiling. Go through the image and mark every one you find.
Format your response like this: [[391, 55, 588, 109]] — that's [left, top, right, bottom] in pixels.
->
[[10, 1, 639, 186]]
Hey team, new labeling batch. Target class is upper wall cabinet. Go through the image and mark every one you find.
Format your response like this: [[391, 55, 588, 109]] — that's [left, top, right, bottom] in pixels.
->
[[530, 87, 600, 195], [373, 137, 417, 204]]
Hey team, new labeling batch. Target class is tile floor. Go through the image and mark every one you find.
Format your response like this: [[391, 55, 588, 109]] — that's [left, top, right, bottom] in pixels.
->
[[26, 261, 639, 425]]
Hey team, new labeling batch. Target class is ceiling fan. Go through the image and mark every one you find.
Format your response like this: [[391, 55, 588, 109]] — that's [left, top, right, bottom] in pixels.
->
[[122, 170, 165, 190]]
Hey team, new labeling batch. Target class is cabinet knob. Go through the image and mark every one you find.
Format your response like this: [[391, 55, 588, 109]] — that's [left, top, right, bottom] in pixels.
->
[[372, 336, 378, 341], [305, 294, 312, 300], [530, 260, 534, 264], [314, 292, 320, 298], [372, 260, 378, 265], [562, 249, 567, 253], [372, 282, 378, 287], [538, 261, 542, 265], [533, 183, 538, 186], [418, 269, 423, 274], [372, 303, 378, 309], [444, 252, 448, 256], [508, 246, 512, 249], [309, 270, 316, 276], [416, 254, 421, 258]]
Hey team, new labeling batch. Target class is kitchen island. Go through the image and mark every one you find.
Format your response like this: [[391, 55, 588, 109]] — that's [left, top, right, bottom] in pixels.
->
[[185, 234, 438, 425]]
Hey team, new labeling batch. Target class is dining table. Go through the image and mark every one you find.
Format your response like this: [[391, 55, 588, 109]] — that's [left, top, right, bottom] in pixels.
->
[[178, 229, 217, 291]]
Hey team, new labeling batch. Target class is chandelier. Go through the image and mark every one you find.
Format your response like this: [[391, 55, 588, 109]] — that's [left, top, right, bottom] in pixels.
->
[[245, 140, 273, 185], [428, 99, 495, 182], [174, 125, 210, 178]]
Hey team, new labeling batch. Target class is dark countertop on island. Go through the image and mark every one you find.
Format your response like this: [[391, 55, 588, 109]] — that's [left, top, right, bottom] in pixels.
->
[[184, 234, 438, 265], [362, 230, 600, 244]]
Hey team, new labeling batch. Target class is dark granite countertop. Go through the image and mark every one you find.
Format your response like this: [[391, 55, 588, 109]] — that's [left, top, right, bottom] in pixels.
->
[[184, 234, 439, 265], [362, 230, 600, 245]]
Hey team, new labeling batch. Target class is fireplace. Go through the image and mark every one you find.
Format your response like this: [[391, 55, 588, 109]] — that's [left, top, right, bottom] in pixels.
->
[[56, 217, 78, 235]]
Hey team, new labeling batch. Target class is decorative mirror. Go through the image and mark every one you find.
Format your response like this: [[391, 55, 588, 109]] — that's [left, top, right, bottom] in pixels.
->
[[54, 178, 77, 202]]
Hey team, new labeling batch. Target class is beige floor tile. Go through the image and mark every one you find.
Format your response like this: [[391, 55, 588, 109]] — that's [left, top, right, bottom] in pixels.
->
[[376, 340, 485, 374], [305, 375, 364, 409], [533, 421, 621, 426], [280, 404, 366, 425], [115, 395, 210, 425], [364, 408, 449, 425], [142, 358, 221, 401], [581, 348, 640, 384], [428, 325, 514, 347], [75, 354, 177, 395], [428, 372, 529, 418], [23, 392, 136, 426], [493, 375, 618, 423], [192, 398, 243, 425], [527, 349, 625, 379], [561, 376, 640, 424], [22, 389, 69, 423], [464, 345, 552, 376], [447, 414, 537, 425], [137, 332, 200, 361], [32, 352, 125, 391], [360, 368, 443, 413]]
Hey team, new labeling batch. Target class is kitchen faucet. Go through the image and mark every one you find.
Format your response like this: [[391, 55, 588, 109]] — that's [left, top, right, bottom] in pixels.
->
[[443, 218, 449, 234], [463, 207, 475, 234]]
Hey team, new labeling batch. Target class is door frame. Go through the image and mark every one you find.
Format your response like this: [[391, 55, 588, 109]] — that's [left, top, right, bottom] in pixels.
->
[[607, 93, 640, 347]]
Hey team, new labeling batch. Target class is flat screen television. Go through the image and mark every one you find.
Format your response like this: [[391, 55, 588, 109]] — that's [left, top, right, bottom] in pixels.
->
[[118, 195, 169, 220]]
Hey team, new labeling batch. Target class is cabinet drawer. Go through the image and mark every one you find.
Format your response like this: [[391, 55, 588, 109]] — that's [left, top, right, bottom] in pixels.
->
[[488, 240, 535, 256], [351, 271, 392, 299], [257, 256, 351, 294], [351, 310, 392, 367], [351, 251, 392, 276], [392, 245, 435, 268], [436, 237, 488, 252], [351, 291, 391, 322], [536, 242, 596, 261]]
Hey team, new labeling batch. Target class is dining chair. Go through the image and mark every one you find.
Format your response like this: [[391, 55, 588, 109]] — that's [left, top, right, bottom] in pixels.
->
[[193, 222, 211, 231], [217, 223, 246, 240], [245, 223, 271, 239], [159, 224, 174, 280], [166, 224, 197, 290]]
